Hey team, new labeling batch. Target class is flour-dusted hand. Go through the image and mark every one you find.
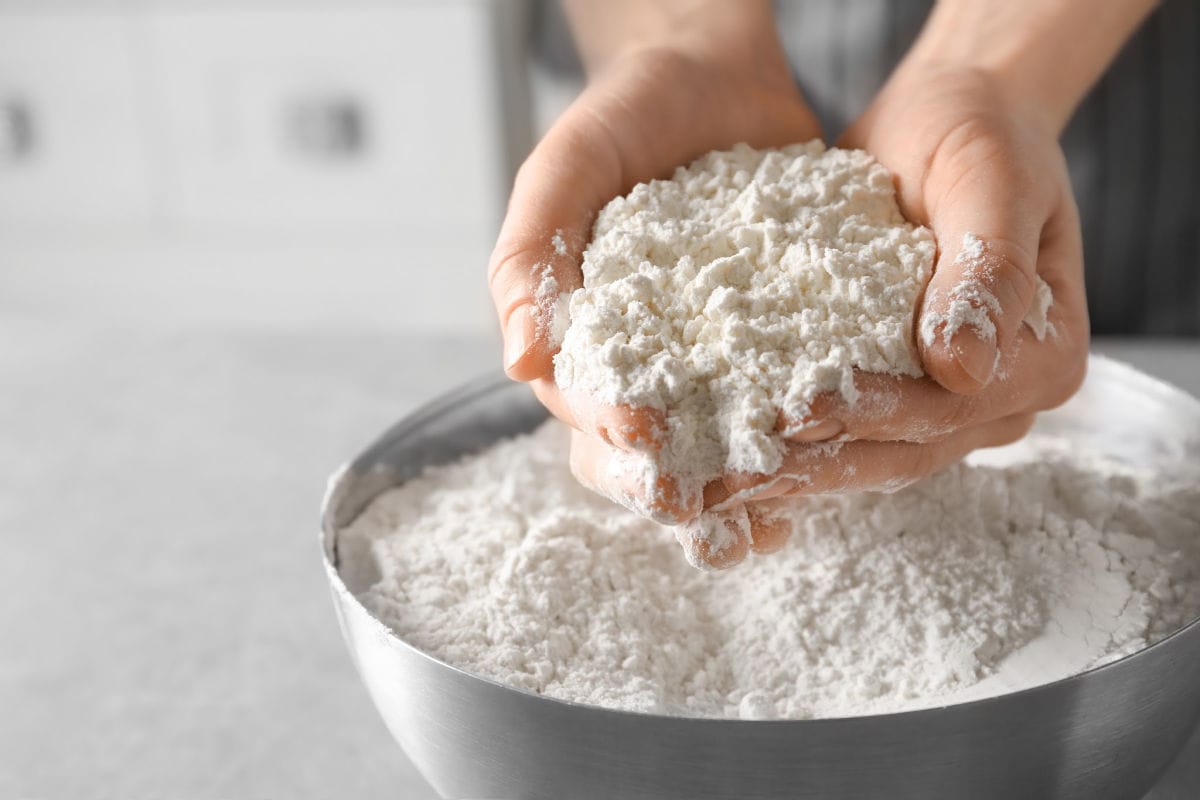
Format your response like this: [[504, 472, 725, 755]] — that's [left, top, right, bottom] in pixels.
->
[[681, 0, 1164, 568], [743, 14, 1102, 468], [806, 0, 1159, 430], [557, 142, 940, 568], [682, 71, 1089, 566], [487, 0, 821, 524], [492, 0, 1152, 570], [839, 67, 1088, 400], [727, 63, 1093, 500]]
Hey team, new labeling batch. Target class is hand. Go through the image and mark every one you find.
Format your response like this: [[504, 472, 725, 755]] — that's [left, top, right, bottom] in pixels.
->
[[779, 61, 1092, 477], [494, 1, 1134, 570], [488, 14, 822, 532], [572, 59, 1091, 570], [732, 58, 1095, 568]]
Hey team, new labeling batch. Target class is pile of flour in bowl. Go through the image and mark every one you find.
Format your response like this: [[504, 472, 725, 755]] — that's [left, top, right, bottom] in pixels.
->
[[339, 142, 1199, 719], [341, 421, 1200, 719]]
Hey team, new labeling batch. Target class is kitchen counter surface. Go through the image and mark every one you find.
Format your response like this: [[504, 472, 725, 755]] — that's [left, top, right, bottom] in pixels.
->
[[2, 307, 1197, 798]]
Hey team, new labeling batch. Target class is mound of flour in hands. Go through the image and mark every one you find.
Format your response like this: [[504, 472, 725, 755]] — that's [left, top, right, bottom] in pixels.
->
[[554, 142, 936, 519], [343, 422, 1200, 720]]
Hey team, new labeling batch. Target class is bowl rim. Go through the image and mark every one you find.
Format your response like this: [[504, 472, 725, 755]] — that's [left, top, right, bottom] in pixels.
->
[[320, 352, 1200, 725]]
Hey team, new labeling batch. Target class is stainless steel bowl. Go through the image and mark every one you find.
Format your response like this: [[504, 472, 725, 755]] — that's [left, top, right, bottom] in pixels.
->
[[320, 355, 1200, 800]]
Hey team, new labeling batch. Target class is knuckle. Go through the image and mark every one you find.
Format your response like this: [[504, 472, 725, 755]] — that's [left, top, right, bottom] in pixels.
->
[[487, 239, 540, 292], [643, 474, 699, 525], [806, 392, 838, 421], [929, 116, 1012, 186]]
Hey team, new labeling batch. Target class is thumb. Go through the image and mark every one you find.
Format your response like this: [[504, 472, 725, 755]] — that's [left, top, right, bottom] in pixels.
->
[[488, 106, 624, 382], [918, 170, 1043, 394]]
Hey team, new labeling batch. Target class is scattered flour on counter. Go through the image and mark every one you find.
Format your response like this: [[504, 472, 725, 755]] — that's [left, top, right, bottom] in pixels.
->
[[342, 421, 1200, 720], [553, 141, 936, 505]]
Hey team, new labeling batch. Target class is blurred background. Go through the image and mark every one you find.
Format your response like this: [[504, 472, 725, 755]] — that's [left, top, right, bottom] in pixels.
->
[[2, 1, 1196, 798], [1, 0, 558, 334], [4, 0, 1197, 336], [0, 2, 580, 796]]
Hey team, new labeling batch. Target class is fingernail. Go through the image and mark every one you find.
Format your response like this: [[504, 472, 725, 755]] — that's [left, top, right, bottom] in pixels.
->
[[952, 332, 997, 387], [503, 304, 537, 374], [786, 418, 843, 442]]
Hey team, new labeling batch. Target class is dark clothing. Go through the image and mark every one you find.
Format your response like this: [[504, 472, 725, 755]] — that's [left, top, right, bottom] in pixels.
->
[[774, 0, 1200, 336], [536, 0, 1200, 335]]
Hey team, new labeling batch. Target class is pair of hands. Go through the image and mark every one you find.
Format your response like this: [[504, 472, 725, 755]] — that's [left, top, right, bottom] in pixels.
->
[[488, 32, 1089, 567]]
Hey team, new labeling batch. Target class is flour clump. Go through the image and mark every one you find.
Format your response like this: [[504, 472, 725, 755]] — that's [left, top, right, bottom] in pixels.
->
[[554, 141, 936, 500]]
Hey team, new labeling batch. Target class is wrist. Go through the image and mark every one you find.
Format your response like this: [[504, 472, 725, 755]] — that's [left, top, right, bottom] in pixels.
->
[[564, 0, 788, 84], [905, 0, 1157, 135]]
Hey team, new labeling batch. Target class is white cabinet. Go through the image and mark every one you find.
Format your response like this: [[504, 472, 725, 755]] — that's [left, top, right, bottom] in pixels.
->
[[145, 3, 507, 235], [0, 1, 521, 336], [0, 11, 154, 227]]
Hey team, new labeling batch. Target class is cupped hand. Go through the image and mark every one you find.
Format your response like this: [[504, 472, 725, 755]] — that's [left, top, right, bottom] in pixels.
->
[[842, 61, 1089, 397], [569, 60, 1090, 569], [487, 37, 822, 525], [779, 61, 1091, 480]]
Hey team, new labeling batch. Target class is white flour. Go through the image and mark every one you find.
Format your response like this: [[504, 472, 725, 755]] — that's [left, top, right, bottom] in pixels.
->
[[342, 421, 1200, 720], [554, 142, 936, 504]]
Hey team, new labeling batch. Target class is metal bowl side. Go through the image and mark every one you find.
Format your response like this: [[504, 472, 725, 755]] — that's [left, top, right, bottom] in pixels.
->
[[321, 357, 1200, 800]]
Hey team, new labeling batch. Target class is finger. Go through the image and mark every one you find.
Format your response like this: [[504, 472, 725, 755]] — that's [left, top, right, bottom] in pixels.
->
[[489, 103, 625, 382], [530, 378, 581, 430], [745, 502, 794, 554], [778, 372, 1010, 444], [683, 413, 1034, 571], [778, 282, 1082, 445], [915, 140, 1055, 393], [673, 498, 800, 571], [568, 429, 701, 524], [918, 231, 1040, 393], [673, 506, 752, 571], [728, 412, 1037, 497], [702, 471, 801, 511], [1014, 188, 1089, 408], [532, 379, 666, 452], [566, 392, 666, 453]]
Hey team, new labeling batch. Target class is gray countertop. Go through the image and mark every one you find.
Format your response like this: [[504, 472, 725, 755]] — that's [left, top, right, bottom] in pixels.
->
[[1, 309, 1197, 798]]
